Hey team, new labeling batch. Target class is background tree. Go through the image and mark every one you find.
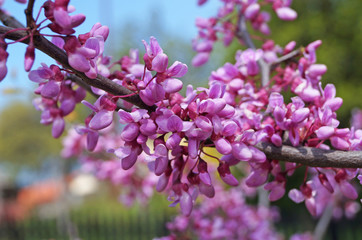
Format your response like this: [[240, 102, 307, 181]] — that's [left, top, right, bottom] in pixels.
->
[[0, 102, 61, 168]]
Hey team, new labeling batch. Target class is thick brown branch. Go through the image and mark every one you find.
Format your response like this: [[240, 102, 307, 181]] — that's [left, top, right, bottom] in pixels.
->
[[0, 10, 25, 28], [66, 74, 99, 99], [255, 142, 362, 168], [67, 74, 129, 111]]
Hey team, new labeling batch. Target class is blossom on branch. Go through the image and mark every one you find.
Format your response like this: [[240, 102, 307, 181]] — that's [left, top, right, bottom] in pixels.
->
[[43, 0, 85, 35]]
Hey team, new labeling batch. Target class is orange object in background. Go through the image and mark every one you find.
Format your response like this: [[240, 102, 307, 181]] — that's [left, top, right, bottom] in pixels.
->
[[16, 180, 63, 217]]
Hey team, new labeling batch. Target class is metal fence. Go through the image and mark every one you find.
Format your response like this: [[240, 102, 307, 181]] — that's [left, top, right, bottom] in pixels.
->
[[0, 207, 170, 240]]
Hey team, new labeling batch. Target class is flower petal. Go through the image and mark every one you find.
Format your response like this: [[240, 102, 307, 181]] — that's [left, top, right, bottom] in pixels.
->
[[89, 109, 113, 130], [163, 78, 183, 93]]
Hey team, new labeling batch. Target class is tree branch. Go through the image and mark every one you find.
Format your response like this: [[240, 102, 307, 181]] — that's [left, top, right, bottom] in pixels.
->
[[236, 14, 256, 49], [255, 142, 362, 168], [25, 0, 36, 29], [313, 201, 334, 240], [66, 74, 99, 99], [270, 48, 302, 71], [0, 9, 25, 29], [272, 48, 302, 66], [0, 24, 155, 111], [66, 74, 130, 111]]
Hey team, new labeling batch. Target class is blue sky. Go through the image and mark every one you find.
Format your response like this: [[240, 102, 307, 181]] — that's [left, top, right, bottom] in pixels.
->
[[0, 0, 220, 109]]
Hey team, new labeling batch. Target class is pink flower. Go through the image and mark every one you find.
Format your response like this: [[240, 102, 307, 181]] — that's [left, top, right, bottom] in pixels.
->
[[142, 36, 168, 72], [138, 39, 187, 105], [323, 84, 343, 112], [75, 124, 99, 151], [43, 0, 85, 35], [197, 0, 208, 6], [236, 49, 263, 76], [115, 145, 142, 170], [275, 7, 297, 21], [63, 23, 109, 78], [147, 144, 169, 176], [217, 162, 239, 186], [24, 44, 35, 72], [288, 189, 305, 203], [232, 142, 252, 161], [288, 182, 317, 216], [168, 183, 194, 216], [265, 180, 285, 201], [192, 52, 210, 67], [244, 3, 260, 20], [0, 37, 9, 81], [315, 126, 335, 140], [214, 138, 232, 155], [82, 95, 116, 131]]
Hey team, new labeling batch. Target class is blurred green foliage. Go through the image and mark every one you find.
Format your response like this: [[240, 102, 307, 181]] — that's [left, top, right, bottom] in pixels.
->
[[0, 102, 61, 168], [270, 0, 362, 126]]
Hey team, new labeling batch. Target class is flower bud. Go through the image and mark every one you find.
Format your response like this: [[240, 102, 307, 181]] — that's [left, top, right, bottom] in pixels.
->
[[52, 116, 65, 138], [24, 44, 35, 72], [315, 126, 335, 140], [163, 78, 183, 93], [318, 173, 334, 193], [217, 162, 239, 186], [232, 142, 252, 161], [276, 7, 297, 21], [214, 138, 232, 155], [89, 109, 113, 130], [120, 123, 139, 142], [192, 52, 209, 67], [244, 3, 260, 19]]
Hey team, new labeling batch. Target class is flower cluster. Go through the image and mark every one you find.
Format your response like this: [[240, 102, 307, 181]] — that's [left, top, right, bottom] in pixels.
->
[[62, 127, 158, 206], [43, 0, 110, 78], [288, 168, 360, 217], [30, 63, 85, 138], [157, 182, 289, 240], [53, 30, 361, 217], [43, 0, 86, 35], [62, 23, 109, 78], [192, 0, 297, 66], [0, 0, 109, 81]]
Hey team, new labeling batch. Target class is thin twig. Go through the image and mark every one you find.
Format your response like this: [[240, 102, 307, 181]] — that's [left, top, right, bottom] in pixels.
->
[[236, 14, 256, 49], [257, 186, 270, 208], [25, 0, 36, 29], [272, 48, 302, 66], [236, 13, 270, 86], [313, 201, 334, 240]]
